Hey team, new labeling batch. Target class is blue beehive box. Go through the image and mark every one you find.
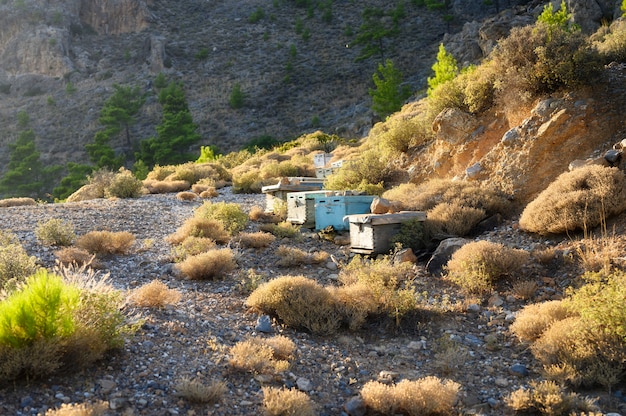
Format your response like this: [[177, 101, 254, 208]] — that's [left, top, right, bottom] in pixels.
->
[[314, 195, 376, 231], [286, 191, 330, 228]]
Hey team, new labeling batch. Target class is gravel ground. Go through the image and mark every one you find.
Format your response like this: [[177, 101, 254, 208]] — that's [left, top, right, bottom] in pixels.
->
[[0, 189, 624, 416]]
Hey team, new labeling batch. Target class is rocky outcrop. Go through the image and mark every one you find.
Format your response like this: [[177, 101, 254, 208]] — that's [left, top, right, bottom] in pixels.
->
[[79, 0, 152, 35]]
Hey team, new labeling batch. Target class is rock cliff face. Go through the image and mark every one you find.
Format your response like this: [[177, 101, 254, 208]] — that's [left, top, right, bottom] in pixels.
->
[[79, 0, 152, 35]]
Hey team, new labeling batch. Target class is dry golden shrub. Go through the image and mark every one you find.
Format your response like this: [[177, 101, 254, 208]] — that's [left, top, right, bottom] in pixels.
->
[[175, 248, 236, 280], [382, 183, 422, 210], [167, 217, 230, 245], [129, 280, 182, 308], [249, 205, 267, 221], [276, 245, 329, 267], [510, 300, 572, 343], [229, 335, 295, 374], [425, 202, 486, 237], [176, 191, 197, 201], [54, 247, 100, 268], [170, 236, 217, 262], [445, 240, 529, 294], [505, 380, 599, 415], [262, 387, 317, 416], [532, 246, 558, 265], [519, 165, 626, 235], [235, 232, 276, 248], [35, 218, 76, 246], [246, 275, 341, 334], [0, 338, 64, 381], [43, 400, 109, 416], [389, 179, 510, 215], [361, 377, 460, 416], [75, 231, 135, 255], [143, 179, 191, 194], [259, 221, 301, 238], [199, 189, 219, 199], [0, 197, 37, 208], [146, 165, 176, 181], [328, 284, 379, 330], [575, 232, 623, 273], [174, 377, 226, 404]]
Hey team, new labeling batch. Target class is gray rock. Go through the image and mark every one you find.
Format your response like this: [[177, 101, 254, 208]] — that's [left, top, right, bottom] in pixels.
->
[[510, 364, 529, 377], [344, 396, 366, 416], [255, 315, 273, 333], [296, 377, 313, 392], [426, 238, 469, 276]]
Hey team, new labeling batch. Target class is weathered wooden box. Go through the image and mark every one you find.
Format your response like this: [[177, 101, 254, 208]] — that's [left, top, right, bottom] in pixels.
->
[[261, 177, 325, 213], [286, 191, 329, 228], [314, 195, 376, 231], [344, 211, 427, 255]]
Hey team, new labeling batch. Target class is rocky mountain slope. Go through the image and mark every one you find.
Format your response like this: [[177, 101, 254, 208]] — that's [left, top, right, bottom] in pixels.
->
[[0, 0, 554, 173]]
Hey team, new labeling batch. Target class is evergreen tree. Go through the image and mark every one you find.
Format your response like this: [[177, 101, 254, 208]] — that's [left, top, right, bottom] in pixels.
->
[[85, 131, 124, 170], [0, 130, 61, 199], [351, 7, 400, 63], [51, 163, 94, 201], [427, 43, 458, 96], [137, 81, 201, 167], [98, 84, 146, 148], [369, 59, 412, 119]]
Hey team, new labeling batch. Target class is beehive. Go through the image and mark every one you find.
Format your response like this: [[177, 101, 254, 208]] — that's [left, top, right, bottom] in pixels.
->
[[344, 211, 427, 255], [314, 195, 376, 231], [286, 191, 329, 228]]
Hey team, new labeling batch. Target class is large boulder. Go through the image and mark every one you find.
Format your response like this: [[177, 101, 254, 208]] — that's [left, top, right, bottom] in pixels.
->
[[426, 238, 470, 277]]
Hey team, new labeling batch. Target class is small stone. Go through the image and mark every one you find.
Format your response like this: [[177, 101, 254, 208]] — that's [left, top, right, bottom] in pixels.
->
[[488, 294, 503, 307], [494, 377, 509, 387], [109, 397, 128, 410], [255, 315, 273, 333], [98, 379, 116, 394], [510, 364, 529, 377], [407, 341, 424, 350], [325, 261, 338, 271], [377, 371, 398, 383], [344, 396, 366, 416], [296, 377, 313, 392], [20, 396, 33, 408], [240, 401, 253, 406], [467, 303, 481, 313]]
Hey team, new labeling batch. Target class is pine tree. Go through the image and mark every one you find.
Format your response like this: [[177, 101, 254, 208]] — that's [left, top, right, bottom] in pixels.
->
[[351, 7, 400, 63], [427, 43, 458, 96], [98, 84, 146, 148], [137, 81, 201, 167], [0, 130, 61, 199], [369, 59, 412, 119]]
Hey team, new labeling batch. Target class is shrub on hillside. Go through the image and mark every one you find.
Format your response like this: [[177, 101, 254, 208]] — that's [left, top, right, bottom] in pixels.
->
[[54, 247, 100, 268], [519, 166, 626, 235], [510, 300, 572, 343], [425, 202, 486, 237], [360, 377, 460, 415], [325, 148, 391, 191], [390, 218, 431, 252], [0, 197, 37, 208], [104, 168, 144, 198], [43, 401, 109, 416], [174, 378, 226, 404], [194, 201, 248, 235], [87, 169, 116, 197], [262, 387, 317, 416], [445, 240, 529, 294], [276, 245, 329, 267], [259, 221, 301, 239], [170, 236, 217, 262], [143, 179, 191, 194], [145, 164, 176, 181], [75, 231, 136, 255], [234, 231, 276, 248], [35, 218, 76, 247], [175, 248, 236, 280], [167, 217, 230, 245], [593, 19, 626, 63], [368, 115, 432, 154], [246, 275, 341, 334]]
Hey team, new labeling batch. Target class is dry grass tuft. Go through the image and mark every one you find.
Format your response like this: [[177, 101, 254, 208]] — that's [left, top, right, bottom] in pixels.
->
[[425, 202, 486, 237], [235, 232, 276, 249], [143, 179, 191, 194], [445, 240, 529, 294], [75, 231, 136, 255], [505, 380, 599, 415], [510, 300, 572, 343], [174, 377, 226, 404], [35, 218, 76, 246], [54, 247, 100, 268], [43, 400, 109, 416], [176, 191, 197, 201], [259, 221, 301, 238], [575, 232, 623, 273], [276, 245, 329, 267], [128, 280, 182, 308], [0, 198, 37, 208], [511, 280, 538, 301], [519, 165, 626, 235], [167, 217, 230, 245], [175, 248, 236, 280], [262, 386, 317, 416], [229, 335, 295, 374], [361, 377, 460, 415]]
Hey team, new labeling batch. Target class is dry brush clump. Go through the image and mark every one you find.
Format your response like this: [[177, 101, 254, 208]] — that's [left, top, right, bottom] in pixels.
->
[[175, 248, 236, 280], [0, 197, 37, 208], [176, 191, 197, 201], [276, 245, 329, 267], [128, 280, 182, 308], [259, 221, 301, 239], [234, 231, 276, 248], [445, 240, 530, 294], [519, 166, 626, 235], [262, 386, 317, 416], [170, 236, 217, 262], [43, 400, 109, 416], [75, 231, 136, 255], [510, 300, 573, 343], [229, 335, 296, 374], [143, 179, 191, 194], [54, 247, 100, 268], [505, 380, 599, 415], [360, 376, 461, 415], [104, 168, 144, 198], [0, 242, 38, 291], [194, 201, 249, 235]]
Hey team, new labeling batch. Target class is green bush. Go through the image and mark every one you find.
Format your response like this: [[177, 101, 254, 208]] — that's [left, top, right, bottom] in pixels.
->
[[35, 218, 76, 247], [0, 270, 79, 348], [0, 244, 38, 291], [325, 149, 391, 190], [194, 201, 249, 235]]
